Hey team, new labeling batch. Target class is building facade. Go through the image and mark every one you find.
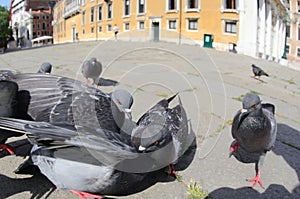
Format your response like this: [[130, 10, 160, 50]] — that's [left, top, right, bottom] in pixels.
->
[[284, 0, 300, 69], [52, 0, 286, 63], [10, 0, 55, 48]]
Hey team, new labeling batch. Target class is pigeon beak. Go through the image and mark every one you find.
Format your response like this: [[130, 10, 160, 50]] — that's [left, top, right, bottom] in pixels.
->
[[138, 145, 146, 152], [241, 109, 248, 113]]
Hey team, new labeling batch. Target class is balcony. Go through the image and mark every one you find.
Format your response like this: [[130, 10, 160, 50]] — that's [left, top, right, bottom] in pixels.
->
[[63, 0, 81, 19]]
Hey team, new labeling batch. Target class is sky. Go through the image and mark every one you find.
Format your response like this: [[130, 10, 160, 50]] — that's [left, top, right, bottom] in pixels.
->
[[0, 0, 11, 8]]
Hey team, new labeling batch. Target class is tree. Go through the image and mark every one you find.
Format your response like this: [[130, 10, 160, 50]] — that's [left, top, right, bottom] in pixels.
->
[[0, 6, 10, 49]]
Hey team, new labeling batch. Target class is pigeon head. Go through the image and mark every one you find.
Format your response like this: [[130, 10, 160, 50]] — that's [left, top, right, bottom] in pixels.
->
[[38, 62, 52, 74], [242, 93, 261, 111], [238, 93, 262, 129], [111, 89, 133, 114], [132, 123, 173, 153]]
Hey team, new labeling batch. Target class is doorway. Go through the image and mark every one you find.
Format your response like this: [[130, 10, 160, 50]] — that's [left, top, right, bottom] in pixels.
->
[[152, 22, 159, 42]]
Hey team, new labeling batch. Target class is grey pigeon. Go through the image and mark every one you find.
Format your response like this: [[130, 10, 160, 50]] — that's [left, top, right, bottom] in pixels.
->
[[131, 94, 192, 175], [251, 64, 269, 78], [0, 80, 19, 154], [0, 71, 133, 134], [0, 117, 172, 198], [38, 62, 52, 74], [81, 57, 102, 85], [230, 93, 277, 188]]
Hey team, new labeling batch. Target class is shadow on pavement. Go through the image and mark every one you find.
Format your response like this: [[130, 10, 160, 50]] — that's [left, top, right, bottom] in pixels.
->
[[206, 123, 300, 198]]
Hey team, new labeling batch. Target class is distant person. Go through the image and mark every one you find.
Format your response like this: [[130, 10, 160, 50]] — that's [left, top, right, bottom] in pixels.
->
[[113, 24, 119, 40]]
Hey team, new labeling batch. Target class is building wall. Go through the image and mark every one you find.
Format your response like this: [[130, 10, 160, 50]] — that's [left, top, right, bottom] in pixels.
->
[[32, 9, 53, 39], [53, 0, 240, 49], [286, 0, 300, 69], [52, 0, 287, 63]]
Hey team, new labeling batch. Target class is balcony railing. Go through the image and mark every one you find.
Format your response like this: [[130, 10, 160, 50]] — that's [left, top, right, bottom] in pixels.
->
[[63, 0, 81, 19]]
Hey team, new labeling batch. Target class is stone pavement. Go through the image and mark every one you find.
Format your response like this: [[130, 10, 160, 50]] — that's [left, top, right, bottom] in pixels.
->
[[0, 40, 299, 199]]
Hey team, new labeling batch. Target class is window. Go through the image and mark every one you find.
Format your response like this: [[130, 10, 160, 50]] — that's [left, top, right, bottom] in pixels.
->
[[42, 23, 46, 30], [168, 20, 177, 30], [107, 24, 112, 31], [168, 0, 177, 10], [82, 0, 86, 6], [124, 22, 130, 31], [285, 44, 289, 54], [91, 7, 94, 23], [187, 0, 198, 9], [298, 1, 300, 12], [91, 27, 94, 33], [82, 29, 85, 34], [98, 4, 102, 21], [82, 11, 86, 25], [138, 0, 145, 14], [188, 19, 198, 30], [139, 21, 145, 29], [124, 0, 130, 16], [285, 0, 290, 10], [107, 2, 112, 19], [286, 25, 290, 38], [297, 47, 300, 57], [225, 21, 237, 34], [98, 26, 102, 32], [298, 26, 300, 40], [224, 0, 236, 9]]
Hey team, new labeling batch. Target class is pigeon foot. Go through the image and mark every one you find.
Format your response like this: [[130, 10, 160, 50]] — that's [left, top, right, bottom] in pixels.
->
[[0, 144, 15, 155], [247, 169, 265, 189], [70, 190, 103, 199], [229, 141, 239, 157], [165, 164, 177, 178]]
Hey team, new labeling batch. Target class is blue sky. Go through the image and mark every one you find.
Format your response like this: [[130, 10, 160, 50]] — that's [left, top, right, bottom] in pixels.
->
[[0, 0, 11, 8]]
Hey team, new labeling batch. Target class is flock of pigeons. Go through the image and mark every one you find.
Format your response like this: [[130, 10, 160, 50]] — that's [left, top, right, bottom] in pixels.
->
[[0, 59, 277, 198], [0, 58, 195, 198]]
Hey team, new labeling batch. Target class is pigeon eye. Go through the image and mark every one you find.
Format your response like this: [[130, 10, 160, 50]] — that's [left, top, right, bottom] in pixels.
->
[[154, 141, 159, 145], [117, 99, 122, 105], [252, 104, 257, 109]]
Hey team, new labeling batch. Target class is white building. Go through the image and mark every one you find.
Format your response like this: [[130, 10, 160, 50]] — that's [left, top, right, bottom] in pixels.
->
[[11, 0, 33, 48], [238, 0, 288, 63]]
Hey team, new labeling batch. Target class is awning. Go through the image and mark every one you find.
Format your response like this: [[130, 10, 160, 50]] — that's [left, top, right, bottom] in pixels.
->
[[31, 36, 53, 42]]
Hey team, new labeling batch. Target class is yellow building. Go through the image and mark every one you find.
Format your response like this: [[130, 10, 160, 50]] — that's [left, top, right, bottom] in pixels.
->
[[53, 0, 240, 50], [53, 0, 287, 62]]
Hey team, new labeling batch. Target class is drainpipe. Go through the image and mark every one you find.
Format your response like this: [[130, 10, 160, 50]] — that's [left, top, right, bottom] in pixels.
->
[[281, 21, 287, 59], [95, 0, 98, 41], [179, 0, 182, 44]]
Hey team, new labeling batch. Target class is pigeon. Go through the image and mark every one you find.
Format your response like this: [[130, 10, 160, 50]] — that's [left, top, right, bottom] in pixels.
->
[[0, 71, 133, 134], [94, 77, 119, 87], [251, 64, 269, 78], [230, 93, 277, 188], [81, 57, 102, 85], [37, 62, 52, 74], [131, 94, 191, 175], [0, 117, 171, 198], [0, 80, 19, 154]]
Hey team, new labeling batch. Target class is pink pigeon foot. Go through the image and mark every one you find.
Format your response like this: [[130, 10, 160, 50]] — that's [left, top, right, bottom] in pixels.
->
[[0, 144, 15, 155], [70, 190, 103, 199], [229, 141, 239, 157], [247, 169, 265, 189], [168, 164, 177, 177]]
